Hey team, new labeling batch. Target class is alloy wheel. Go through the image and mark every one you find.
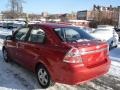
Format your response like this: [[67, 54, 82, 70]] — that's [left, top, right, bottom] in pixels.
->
[[37, 68, 49, 86]]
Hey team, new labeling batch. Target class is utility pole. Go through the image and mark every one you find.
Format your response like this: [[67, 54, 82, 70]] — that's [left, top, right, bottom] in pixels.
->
[[9, 0, 16, 13], [118, 6, 120, 28], [17, 0, 24, 13]]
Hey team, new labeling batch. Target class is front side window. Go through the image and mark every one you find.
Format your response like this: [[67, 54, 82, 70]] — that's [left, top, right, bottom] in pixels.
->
[[54, 27, 94, 42], [14, 28, 29, 41], [28, 28, 45, 43]]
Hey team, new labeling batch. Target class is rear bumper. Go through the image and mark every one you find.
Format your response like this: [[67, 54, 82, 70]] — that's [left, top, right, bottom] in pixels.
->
[[55, 59, 111, 85]]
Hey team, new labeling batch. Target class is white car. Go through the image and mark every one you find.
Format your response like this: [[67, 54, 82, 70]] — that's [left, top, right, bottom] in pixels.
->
[[0, 28, 13, 44], [90, 25, 119, 48]]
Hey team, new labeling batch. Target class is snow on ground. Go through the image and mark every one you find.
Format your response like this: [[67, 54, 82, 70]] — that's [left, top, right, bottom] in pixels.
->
[[0, 31, 120, 89]]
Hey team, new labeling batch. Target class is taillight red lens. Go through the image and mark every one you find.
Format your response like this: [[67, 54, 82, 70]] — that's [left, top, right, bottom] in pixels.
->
[[63, 48, 83, 63]]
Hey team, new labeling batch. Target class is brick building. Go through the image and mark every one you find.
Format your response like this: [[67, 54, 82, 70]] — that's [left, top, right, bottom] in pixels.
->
[[77, 5, 120, 26], [77, 10, 94, 20]]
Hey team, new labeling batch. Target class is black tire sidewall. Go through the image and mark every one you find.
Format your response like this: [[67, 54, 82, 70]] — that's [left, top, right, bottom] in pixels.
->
[[3, 49, 9, 62]]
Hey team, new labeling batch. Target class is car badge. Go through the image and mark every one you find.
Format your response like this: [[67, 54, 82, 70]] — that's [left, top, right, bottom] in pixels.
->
[[96, 45, 100, 49]]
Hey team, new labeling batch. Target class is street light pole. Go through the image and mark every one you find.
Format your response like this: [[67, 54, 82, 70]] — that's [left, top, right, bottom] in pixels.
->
[[118, 6, 120, 28]]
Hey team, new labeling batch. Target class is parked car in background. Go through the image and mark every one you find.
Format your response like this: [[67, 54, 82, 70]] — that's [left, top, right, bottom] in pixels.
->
[[2, 23, 111, 88], [2, 22, 14, 29], [0, 20, 26, 44], [0, 21, 26, 43], [90, 25, 119, 49], [0, 28, 13, 44], [13, 20, 26, 28], [0, 21, 3, 27], [115, 27, 120, 40], [73, 25, 95, 34], [28, 20, 42, 24], [97, 25, 113, 29], [1, 20, 26, 29]]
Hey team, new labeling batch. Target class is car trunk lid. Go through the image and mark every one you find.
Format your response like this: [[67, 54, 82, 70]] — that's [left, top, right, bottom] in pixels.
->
[[63, 40, 108, 67]]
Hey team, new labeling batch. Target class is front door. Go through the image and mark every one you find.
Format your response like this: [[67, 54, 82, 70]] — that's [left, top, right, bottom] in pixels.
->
[[13, 27, 30, 64], [16, 27, 46, 70]]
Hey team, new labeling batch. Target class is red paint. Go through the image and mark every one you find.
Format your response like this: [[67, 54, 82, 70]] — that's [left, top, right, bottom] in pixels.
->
[[3, 23, 111, 85]]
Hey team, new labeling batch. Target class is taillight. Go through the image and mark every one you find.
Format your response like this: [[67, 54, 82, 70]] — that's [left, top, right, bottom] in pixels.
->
[[63, 48, 83, 63]]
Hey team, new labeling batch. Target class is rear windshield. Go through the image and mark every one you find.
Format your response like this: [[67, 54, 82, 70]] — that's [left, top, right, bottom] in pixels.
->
[[54, 27, 94, 42]]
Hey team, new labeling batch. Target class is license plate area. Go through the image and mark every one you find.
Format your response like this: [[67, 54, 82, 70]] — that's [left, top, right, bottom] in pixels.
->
[[81, 48, 108, 67]]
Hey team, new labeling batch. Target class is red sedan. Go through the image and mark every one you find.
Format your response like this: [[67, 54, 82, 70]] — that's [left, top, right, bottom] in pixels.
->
[[2, 23, 111, 88]]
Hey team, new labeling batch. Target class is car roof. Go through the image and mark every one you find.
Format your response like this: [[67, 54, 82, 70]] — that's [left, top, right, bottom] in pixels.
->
[[28, 23, 72, 29]]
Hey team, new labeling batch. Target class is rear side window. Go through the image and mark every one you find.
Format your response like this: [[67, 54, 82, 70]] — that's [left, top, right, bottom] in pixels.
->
[[28, 28, 45, 43], [65, 29, 81, 41], [14, 28, 29, 41], [54, 27, 94, 42]]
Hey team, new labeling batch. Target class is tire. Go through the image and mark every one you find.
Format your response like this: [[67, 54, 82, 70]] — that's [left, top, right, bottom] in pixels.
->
[[114, 45, 118, 48], [114, 41, 118, 48], [36, 64, 54, 88], [3, 49, 11, 62], [109, 41, 113, 50], [111, 41, 118, 48]]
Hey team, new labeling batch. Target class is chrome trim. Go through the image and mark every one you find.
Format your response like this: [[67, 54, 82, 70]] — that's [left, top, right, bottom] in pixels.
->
[[81, 48, 108, 55]]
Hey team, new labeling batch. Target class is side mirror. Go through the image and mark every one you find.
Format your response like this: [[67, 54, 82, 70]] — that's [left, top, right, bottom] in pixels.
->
[[6, 35, 13, 40]]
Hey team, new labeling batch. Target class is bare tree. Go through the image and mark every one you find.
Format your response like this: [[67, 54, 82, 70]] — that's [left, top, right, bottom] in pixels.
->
[[17, 0, 25, 13], [9, 0, 24, 13], [5, 0, 25, 18]]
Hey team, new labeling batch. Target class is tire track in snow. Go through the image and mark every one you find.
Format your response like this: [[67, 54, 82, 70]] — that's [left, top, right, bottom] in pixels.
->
[[91, 75, 120, 90]]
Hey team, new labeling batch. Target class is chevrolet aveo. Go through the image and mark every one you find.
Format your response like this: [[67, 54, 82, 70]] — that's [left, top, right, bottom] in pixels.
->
[[2, 23, 111, 88]]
